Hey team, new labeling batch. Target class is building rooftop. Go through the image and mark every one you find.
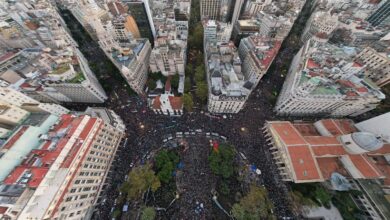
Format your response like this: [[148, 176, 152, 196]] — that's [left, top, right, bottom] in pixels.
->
[[296, 41, 385, 99], [0, 114, 59, 181], [0, 114, 107, 219], [266, 118, 390, 183], [206, 42, 249, 97]]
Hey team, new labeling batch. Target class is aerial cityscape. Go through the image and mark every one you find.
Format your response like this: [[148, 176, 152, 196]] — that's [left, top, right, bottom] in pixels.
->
[[0, 0, 390, 219]]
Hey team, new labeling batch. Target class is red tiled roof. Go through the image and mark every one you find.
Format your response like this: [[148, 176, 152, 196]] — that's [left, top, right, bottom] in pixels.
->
[[346, 91, 358, 97], [334, 119, 357, 134], [306, 58, 320, 69], [152, 95, 162, 109], [41, 141, 52, 150], [3, 166, 48, 188], [337, 79, 356, 88], [2, 126, 28, 150], [3, 115, 98, 189], [312, 145, 347, 156], [317, 157, 349, 179], [50, 121, 103, 218], [352, 62, 363, 67], [319, 119, 344, 135], [269, 119, 389, 182], [293, 123, 320, 136], [368, 156, 390, 186], [61, 118, 97, 168], [288, 145, 321, 181], [270, 122, 307, 146], [28, 167, 49, 188], [368, 144, 390, 155], [260, 41, 281, 69], [356, 87, 368, 93], [348, 155, 383, 178], [0, 206, 8, 214], [168, 96, 183, 110], [304, 136, 340, 146]]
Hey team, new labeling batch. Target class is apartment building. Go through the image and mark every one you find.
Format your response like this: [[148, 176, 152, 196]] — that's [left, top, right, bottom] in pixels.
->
[[0, 49, 107, 103], [301, 10, 339, 43], [0, 87, 69, 116], [205, 37, 249, 113], [238, 35, 281, 87], [275, 40, 385, 117], [0, 0, 108, 103], [243, 0, 272, 18], [75, 1, 151, 95], [0, 113, 124, 219], [0, 0, 77, 50], [201, 0, 222, 20], [355, 46, 390, 87], [367, 0, 390, 27]]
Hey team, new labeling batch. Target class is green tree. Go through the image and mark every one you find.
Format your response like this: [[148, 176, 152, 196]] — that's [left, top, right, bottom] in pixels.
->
[[314, 186, 332, 208], [141, 206, 156, 220], [195, 64, 205, 82], [182, 93, 194, 112], [188, 23, 203, 50], [232, 185, 275, 220], [155, 150, 179, 183], [184, 77, 192, 93], [171, 74, 180, 90], [208, 144, 235, 178], [186, 63, 193, 77], [219, 180, 230, 195], [196, 52, 204, 65], [195, 81, 208, 103], [147, 80, 156, 90], [149, 71, 166, 83], [120, 164, 161, 200]]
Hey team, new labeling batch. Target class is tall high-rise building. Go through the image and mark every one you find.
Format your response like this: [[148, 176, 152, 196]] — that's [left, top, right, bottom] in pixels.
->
[[231, 0, 245, 25], [202, 0, 244, 23], [355, 46, 390, 87], [0, 112, 124, 219], [367, 0, 390, 27], [123, 0, 156, 46], [0, 87, 69, 117], [204, 22, 279, 113], [201, 0, 222, 20], [275, 39, 385, 117], [0, 0, 108, 103], [301, 10, 338, 43]]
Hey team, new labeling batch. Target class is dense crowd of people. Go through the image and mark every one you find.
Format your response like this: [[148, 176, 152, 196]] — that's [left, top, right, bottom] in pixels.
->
[[60, 2, 314, 218]]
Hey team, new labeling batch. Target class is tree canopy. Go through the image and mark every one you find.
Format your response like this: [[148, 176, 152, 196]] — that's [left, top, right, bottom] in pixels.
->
[[188, 23, 203, 50], [120, 164, 161, 200], [155, 150, 179, 183], [183, 93, 194, 112], [184, 77, 192, 93], [195, 64, 205, 82], [232, 185, 275, 220], [208, 144, 235, 178], [195, 81, 208, 103], [141, 206, 156, 220], [171, 74, 180, 91]]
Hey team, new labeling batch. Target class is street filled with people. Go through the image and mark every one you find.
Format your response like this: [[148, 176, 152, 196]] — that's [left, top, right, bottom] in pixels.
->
[[59, 1, 316, 219]]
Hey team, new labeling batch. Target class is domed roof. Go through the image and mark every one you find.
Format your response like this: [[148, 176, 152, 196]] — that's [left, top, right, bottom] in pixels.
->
[[351, 132, 383, 152]]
